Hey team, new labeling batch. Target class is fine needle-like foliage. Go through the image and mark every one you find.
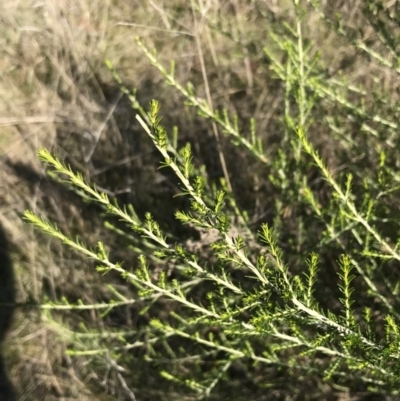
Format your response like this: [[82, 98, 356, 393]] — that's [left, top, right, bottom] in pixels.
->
[[23, 0, 400, 400]]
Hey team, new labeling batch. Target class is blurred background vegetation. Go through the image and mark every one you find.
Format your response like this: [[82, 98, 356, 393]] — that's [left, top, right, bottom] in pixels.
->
[[1, 0, 400, 400]]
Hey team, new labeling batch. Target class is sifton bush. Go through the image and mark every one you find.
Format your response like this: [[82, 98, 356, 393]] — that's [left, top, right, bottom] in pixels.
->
[[23, 1, 400, 400]]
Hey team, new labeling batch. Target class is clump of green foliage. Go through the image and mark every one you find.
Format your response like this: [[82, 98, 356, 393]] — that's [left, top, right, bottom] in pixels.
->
[[24, 1, 400, 400]]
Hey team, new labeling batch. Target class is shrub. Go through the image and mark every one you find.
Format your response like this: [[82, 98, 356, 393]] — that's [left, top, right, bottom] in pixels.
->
[[24, 1, 400, 400]]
